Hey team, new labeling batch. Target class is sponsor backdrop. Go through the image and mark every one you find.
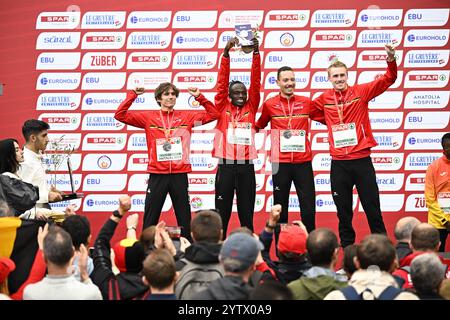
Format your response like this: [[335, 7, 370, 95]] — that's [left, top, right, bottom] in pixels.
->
[[0, 0, 449, 248]]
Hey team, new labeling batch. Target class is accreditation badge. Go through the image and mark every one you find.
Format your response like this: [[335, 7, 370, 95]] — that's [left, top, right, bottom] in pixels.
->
[[280, 129, 305, 152], [438, 192, 450, 214], [227, 122, 252, 145], [331, 122, 358, 148], [156, 137, 183, 161]]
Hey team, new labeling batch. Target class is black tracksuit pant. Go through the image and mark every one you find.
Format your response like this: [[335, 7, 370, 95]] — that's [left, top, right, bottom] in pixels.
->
[[331, 156, 387, 247], [272, 161, 316, 232], [144, 173, 191, 240], [215, 159, 256, 236]]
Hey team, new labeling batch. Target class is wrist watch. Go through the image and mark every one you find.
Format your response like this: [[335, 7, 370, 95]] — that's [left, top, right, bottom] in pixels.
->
[[112, 210, 122, 219]]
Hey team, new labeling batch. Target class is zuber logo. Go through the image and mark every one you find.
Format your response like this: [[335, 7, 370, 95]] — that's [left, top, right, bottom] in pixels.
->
[[41, 16, 70, 22], [409, 74, 439, 81], [269, 14, 300, 21], [316, 34, 345, 40]]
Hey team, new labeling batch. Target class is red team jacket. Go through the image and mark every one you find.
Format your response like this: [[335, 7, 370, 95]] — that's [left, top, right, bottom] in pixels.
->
[[114, 91, 217, 174], [211, 53, 261, 161], [313, 60, 397, 160], [256, 94, 325, 163]]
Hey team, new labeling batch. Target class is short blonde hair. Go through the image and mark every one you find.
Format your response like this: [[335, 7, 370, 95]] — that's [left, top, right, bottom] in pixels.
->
[[327, 60, 348, 76]]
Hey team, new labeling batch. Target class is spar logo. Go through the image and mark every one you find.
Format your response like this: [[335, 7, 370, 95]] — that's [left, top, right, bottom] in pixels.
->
[[86, 35, 121, 42], [41, 116, 76, 124], [190, 196, 203, 209], [372, 156, 400, 164], [131, 55, 167, 63], [87, 137, 123, 144], [269, 14, 305, 21], [97, 155, 112, 169], [177, 76, 214, 83], [189, 178, 207, 184], [132, 157, 148, 164], [409, 74, 443, 81], [41, 15, 74, 23], [316, 34, 349, 41]]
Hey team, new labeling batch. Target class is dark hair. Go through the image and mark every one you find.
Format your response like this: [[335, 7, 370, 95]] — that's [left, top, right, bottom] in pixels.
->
[[22, 119, 50, 142], [43, 226, 74, 267], [191, 210, 223, 243], [61, 215, 91, 250], [154, 82, 179, 106], [277, 66, 294, 80], [357, 234, 396, 272], [139, 225, 156, 254], [343, 244, 358, 277], [411, 223, 440, 251], [0, 139, 20, 174], [228, 80, 245, 93], [441, 132, 450, 149], [306, 228, 339, 267], [142, 249, 176, 290], [249, 280, 293, 300]]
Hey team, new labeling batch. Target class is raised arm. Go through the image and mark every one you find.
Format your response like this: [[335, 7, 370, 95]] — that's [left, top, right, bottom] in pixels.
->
[[114, 88, 147, 128], [248, 38, 261, 112], [255, 101, 271, 130], [360, 44, 398, 102], [214, 38, 239, 111]]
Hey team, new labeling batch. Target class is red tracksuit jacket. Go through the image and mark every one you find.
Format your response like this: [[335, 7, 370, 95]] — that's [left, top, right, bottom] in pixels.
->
[[211, 53, 261, 160], [256, 94, 325, 163], [115, 91, 217, 174], [313, 60, 397, 160]]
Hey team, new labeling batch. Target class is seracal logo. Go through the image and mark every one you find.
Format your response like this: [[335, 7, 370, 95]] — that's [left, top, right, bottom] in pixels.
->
[[97, 155, 112, 169], [190, 196, 203, 209], [280, 33, 294, 47], [188, 95, 200, 108]]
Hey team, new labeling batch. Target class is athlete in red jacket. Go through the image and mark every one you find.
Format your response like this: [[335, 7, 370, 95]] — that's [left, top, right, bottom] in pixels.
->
[[114, 84, 218, 239], [313, 44, 397, 247], [256, 66, 325, 232], [208, 37, 261, 236]]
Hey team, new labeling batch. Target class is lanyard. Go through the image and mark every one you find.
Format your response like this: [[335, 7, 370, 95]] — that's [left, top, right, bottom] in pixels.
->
[[280, 96, 295, 129], [333, 90, 350, 124], [159, 110, 175, 140]]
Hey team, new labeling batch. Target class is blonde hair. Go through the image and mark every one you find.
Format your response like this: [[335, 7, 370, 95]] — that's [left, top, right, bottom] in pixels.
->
[[327, 60, 348, 76]]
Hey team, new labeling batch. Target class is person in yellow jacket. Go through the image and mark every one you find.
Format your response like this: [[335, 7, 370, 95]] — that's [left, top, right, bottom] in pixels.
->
[[425, 132, 450, 252]]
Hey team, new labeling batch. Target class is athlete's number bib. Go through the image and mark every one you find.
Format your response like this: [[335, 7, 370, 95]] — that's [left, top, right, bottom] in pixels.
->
[[227, 122, 252, 145], [156, 137, 183, 161], [332, 123, 358, 148], [438, 192, 450, 214], [280, 129, 306, 152]]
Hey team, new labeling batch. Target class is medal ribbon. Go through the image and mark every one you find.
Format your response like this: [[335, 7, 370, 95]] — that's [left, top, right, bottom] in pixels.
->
[[333, 90, 350, 124], [280, 96, 295, 130], [159, 110, 175, 141]]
